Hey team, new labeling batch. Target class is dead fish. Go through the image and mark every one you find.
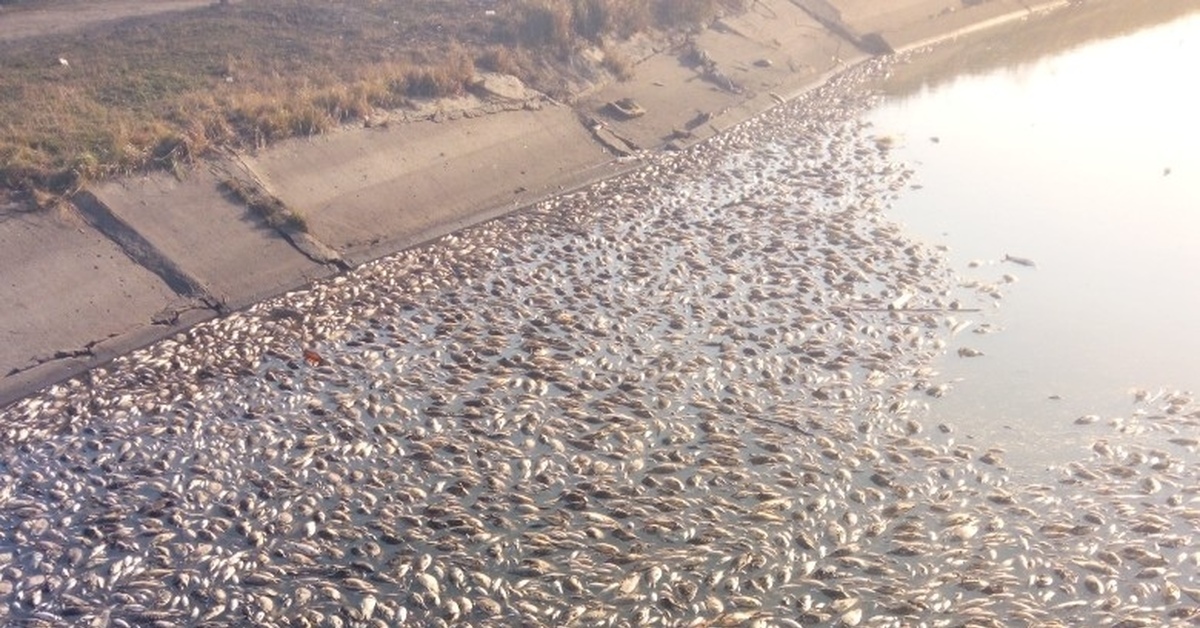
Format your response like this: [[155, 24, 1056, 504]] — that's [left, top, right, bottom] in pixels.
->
[[1002, 254, 1036, 268], [302, 349, 324, 366]]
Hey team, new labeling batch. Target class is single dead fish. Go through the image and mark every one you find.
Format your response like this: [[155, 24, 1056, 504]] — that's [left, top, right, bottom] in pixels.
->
[[1003, 254, 1036, 268]]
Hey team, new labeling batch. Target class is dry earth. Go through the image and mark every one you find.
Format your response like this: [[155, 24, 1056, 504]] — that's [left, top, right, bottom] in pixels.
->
[[0, 0, 230, 44]]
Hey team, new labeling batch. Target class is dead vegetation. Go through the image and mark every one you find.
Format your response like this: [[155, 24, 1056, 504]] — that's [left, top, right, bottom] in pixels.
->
[[0, 0, 743, 199], [220, 177, 307, 233]]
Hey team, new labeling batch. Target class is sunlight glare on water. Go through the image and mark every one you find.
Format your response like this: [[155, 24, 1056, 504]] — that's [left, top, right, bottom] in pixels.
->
[[870, 11, 1200, 468]]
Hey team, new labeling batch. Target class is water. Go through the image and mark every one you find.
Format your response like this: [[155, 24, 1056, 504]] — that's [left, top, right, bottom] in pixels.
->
[[869, 10, 1200, 469]]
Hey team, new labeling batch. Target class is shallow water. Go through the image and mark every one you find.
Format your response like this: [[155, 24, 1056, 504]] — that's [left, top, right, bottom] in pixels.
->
[[870, 11, 1200, 470]]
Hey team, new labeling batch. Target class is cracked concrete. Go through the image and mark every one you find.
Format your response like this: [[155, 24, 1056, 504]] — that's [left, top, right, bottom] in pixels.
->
[[240, 104, 619, 266], [88, 167, 338, 312], [0, 205, 189, 405]]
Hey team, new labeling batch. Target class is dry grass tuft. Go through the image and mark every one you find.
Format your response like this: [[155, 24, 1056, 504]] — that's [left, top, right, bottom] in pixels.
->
[[514, 1, 576, 50], [402, 46, 477, 99], [656, 0, 718, 27], [602, 46, 636, 81], [604, 0, 655, 37], [476, 46, 526, 76]]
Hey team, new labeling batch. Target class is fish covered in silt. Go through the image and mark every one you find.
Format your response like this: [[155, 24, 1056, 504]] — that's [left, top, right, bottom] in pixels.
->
[[2, 59, 1199, 628]]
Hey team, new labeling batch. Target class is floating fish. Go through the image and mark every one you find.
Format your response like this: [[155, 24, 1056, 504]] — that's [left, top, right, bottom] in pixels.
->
[[1002, 253, 1037, 268]]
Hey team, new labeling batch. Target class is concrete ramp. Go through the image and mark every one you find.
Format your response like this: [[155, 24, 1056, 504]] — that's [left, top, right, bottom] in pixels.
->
[[0, 206, 187, 404], [790, 0, 895, 54], [90, 168, 336, 312], [581, 0, 846, 153], [826, 0, 1063, 51], [242, 106, 615, 264]]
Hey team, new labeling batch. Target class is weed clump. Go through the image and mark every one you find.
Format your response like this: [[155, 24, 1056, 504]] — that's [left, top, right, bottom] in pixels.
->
[[505, 0, 728, 51], [476, 46, 526, 76], [401, 46, 477, 99]]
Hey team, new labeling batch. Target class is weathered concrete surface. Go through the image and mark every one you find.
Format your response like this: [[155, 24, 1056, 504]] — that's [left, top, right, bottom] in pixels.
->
[[689, 0, 860, 134], [580, 0, 849, 153], [882, 0, 1200, 86], [830, 0, 1069, 50], [89, 167, 337, 312], [472, 72, 543, 103], [0, 205, 200, 406], [241, 105, 619, 265]]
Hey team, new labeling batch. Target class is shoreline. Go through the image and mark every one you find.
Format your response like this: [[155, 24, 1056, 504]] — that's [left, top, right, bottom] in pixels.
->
[[0, 0, 1175, 408]]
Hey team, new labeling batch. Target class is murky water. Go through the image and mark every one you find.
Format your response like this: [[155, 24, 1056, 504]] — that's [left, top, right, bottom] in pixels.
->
[[870, 10, 1200, 471]]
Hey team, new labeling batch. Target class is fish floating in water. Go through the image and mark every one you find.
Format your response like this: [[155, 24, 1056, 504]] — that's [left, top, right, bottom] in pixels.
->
[[1002, 253, 1036, 268]]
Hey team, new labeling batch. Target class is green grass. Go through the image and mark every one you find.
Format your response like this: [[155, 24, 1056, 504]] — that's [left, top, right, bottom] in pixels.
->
[[0, 0, 738, 199]]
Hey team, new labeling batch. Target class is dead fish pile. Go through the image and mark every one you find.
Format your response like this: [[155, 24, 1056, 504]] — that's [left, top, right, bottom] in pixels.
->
[[0, 60, 1197, 628]]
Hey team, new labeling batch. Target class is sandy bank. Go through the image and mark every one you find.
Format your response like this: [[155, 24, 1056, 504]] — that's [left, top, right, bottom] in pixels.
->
[[0, 0, 1167, 407]]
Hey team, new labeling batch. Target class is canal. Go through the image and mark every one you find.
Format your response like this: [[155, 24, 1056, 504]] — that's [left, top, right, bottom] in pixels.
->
[[870, 7, 1200, 472]]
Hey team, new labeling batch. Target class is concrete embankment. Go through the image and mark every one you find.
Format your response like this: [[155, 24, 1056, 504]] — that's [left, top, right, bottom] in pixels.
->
[[0, 0, 1106, 406]]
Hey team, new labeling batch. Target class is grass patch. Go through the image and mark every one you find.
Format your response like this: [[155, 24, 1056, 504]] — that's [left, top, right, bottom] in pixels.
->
[[402, 45, 477, 99], [1, 0, 744, 196], [602, 46, 636, 81], [476, 45, 527, 76]]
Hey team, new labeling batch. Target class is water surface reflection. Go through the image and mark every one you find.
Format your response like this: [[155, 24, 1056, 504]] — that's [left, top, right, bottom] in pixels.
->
[[871, 10, 1200, 468]]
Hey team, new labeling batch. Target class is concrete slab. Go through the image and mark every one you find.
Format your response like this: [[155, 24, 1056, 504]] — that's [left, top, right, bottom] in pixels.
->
[[829, 0, 963, 35], [90, 167, 336, 311], [704, 0, 847, 78], [242, 105, 617, 263], [827, 0, 1068, 50], [582, 50, 732, 151], [0, 206, 182, 398], [582, 0, 847, 152], [694, 0, 855, 113]]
